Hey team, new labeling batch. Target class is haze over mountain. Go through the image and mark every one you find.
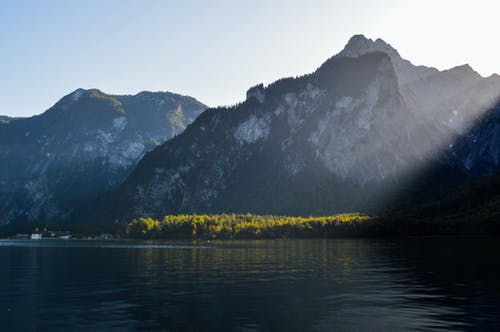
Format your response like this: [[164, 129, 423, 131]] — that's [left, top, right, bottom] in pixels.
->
[[0, 89, 206, 224], [95, 35, 500, 221]]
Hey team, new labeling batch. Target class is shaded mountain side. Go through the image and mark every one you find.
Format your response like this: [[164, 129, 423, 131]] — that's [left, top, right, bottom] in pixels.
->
[[0, 89, 206, 225], [394, 171, 500, 222], [91, 51, 442, 222], [385, 103, 500, 221], [376, 170, 500, 236]]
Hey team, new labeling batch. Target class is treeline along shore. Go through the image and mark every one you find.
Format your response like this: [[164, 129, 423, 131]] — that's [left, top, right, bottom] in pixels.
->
[[124, 214, 374, 239], [1, 212, 499, 240], [123, 213, 500, 239]]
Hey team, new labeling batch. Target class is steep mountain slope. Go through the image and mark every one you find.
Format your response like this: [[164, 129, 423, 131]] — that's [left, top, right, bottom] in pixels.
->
[[0, 89, 206, 224], [92, 41, 495, 222], [97, 35, 500, 222], [99, 52, 411, 219]]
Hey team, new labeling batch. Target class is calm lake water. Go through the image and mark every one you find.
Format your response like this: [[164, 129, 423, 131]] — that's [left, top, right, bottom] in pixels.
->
[[0, 238, 499, 331]]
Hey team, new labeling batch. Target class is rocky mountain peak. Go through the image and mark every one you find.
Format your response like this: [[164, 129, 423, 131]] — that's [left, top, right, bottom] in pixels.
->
[[336, 35, 439, 86], [246, 84, 266, 103], [69, 88, 86, 100], [448, 64, 480, 77], [339, 34, 400, 59]]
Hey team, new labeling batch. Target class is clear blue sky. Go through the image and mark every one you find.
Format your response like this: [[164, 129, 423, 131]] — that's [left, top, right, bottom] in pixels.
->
[[1, 0, 499, 117]]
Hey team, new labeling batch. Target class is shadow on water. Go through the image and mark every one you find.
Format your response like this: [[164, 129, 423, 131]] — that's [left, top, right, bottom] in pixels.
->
[[0, 238, 499, 331]]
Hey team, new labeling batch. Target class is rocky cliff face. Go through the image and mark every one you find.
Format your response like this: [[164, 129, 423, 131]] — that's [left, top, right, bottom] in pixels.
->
[[339, 35, 500, 135], [0, 89, 206, 224], [98, 35, 500, 221]]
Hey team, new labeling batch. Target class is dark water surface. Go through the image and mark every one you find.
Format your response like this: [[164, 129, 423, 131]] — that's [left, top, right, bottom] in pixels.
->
[[0, 238, 499, 331]]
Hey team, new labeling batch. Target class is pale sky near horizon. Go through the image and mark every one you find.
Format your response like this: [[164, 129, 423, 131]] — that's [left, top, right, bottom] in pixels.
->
[[1, 0, 499, 117]]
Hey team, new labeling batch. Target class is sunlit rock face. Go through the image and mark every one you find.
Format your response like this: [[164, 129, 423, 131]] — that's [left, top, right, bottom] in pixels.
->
[[340, 35, 500, 135], [98, 35, 500, 220], [0, 89, 206, 224], [309, 55, 431, 184]]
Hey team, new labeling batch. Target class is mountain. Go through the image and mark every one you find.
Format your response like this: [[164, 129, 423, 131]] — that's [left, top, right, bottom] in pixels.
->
[[0, 89, 206, 224], [339, 35, 500, 135], [0, 116, 22, 124], [95, 35, 500, 222]]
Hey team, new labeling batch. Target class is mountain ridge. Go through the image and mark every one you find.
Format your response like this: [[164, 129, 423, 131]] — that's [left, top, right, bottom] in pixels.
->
[[91, 35, 500, 222], [0, 88, 207, 224], [2, 35, 500, 226]]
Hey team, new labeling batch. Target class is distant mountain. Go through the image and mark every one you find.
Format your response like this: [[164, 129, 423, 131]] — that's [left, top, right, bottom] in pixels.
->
[[0, 89, 206, 224], [94, 35, 500, 222], [0, 116, 23, 124]]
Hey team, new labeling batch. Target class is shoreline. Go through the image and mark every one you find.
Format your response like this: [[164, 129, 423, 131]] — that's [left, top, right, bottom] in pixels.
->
[[2, 212, 499, 240]]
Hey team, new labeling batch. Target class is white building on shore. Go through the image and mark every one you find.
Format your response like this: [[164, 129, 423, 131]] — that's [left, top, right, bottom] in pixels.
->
[[30, 233, 42, 240]]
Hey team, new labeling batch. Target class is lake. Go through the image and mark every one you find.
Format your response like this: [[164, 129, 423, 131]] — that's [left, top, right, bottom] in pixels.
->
[[0, 238, 499, 331]]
